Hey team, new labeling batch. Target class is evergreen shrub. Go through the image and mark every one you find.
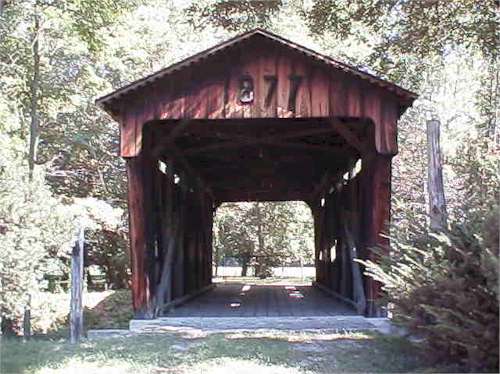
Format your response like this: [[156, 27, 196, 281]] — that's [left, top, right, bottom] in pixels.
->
[[362, 207, 499, 372]]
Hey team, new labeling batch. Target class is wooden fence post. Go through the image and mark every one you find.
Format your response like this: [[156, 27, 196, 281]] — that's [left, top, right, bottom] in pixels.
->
[[22, 294, 31, 341], [70, 226, 84, 344], [426, 119, 448, 231]]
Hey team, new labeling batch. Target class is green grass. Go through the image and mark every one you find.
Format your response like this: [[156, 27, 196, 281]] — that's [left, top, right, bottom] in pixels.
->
[[2, 283, 435, 373], [1, 331, 432, 374]]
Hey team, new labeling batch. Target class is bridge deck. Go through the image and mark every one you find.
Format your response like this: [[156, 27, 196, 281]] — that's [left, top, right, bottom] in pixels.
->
[[164, 284, 356, 317]]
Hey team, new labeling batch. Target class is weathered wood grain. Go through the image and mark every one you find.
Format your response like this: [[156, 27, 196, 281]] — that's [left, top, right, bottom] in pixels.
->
[[126, 154, 154, 318], [117, 48, 401, 157], [293, 57, 311, 118], [310, 67, 330, 117], [259, 52, 278, 117], [276, 52, 293, 118], [329, 73, 348, 117], [426, 119, 447, 231], [70, 227, 84, 344]]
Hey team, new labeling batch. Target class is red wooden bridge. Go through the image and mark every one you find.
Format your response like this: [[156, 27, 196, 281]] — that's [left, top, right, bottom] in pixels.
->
[[97, 29, 416, 319]]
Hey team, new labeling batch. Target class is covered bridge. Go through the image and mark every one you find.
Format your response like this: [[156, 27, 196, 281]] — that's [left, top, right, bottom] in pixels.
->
[[97, 29, 416, 319]]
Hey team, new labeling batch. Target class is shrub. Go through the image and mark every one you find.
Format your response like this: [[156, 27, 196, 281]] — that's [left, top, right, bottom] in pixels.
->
[[361, 206, 499, 372]]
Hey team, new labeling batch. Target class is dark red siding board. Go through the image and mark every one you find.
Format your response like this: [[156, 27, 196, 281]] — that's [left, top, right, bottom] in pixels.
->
[[329, 73, 348, 117], [259, 52, 278, 117], [206, 80, 225, 119], [276, 52, 293, 118], [310, 67, 330, 117], [293, 57, 311, 118]]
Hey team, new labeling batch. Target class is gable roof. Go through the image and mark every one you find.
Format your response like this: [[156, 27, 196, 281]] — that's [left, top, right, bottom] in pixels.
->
[[96, 28, 417, 109]]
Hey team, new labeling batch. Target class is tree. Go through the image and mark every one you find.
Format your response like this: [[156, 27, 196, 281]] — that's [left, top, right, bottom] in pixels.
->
[[213, 203, 255, 276], [185, 0, 282, 32], [0, 97, 75, 332], [214, 202, 314, 278], [0, 0, 138, 332]]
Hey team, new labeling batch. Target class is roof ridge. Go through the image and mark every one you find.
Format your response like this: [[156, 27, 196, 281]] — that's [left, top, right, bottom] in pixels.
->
[[96, 28, 417, 106]]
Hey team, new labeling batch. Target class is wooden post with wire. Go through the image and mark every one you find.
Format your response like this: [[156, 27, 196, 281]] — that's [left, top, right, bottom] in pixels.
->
[[70, 226, 84, 344], [426, 119, 448, 231]]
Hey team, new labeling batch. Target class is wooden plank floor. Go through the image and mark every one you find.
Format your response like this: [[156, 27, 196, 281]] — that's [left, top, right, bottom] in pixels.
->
[[165, 284, 356, 317]]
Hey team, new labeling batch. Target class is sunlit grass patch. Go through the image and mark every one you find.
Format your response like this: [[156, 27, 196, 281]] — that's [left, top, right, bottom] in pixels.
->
[[181, 357, 307, 374], [224, 329, 374, 342]]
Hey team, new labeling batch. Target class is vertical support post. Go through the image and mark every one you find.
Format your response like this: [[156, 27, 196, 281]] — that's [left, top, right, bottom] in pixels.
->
[[312, 203, 322, 284], [173, 180, 185, 299], [206, 199, 214, 285], [70, 226, 84, 344], [426, 119, 447, 231], [363, 154, 392, 317], [126, 153, 155, 318]]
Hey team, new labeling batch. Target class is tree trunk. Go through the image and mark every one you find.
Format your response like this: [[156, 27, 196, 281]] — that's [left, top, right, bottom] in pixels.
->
[[241, 255, 249, 276], [299, 258, 304, 281], [214, 244, 219, 277], [70, 227, 84, 344], [0, 0, 6, 16], [22, 295, 31, 341], [29, 9, 41, 180], [255, 202, 266, 278], [426, 119, 447, 231]]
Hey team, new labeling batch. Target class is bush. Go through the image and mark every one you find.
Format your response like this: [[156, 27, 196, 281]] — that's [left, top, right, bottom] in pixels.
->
[[362, 206, 499, 372], [4, 290, 133, 336]]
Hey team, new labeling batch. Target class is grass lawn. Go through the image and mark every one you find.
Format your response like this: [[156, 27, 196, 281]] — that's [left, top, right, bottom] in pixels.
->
[[1, 330, 432, 373], [2, 279, 447, 373]]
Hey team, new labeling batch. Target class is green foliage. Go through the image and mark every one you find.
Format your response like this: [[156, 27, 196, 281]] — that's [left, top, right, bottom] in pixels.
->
[[3, 290, 133, 335], [361, 203, 499, 371], [305, 0, 498, 59], [186, 0, 282, 31], [214, 202, 314, 277], [449, 139, 499, 222], [0, 98, 75, 327]]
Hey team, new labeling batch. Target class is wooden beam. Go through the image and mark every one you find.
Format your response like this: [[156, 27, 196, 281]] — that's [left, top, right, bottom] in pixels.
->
[[170, 144, 215, 200], [126, 155, 155, 318], [167, 119, 194, 141], [216, 189, 311, 202], [330, 121, 367, 155], [153, 126, 342, 157], [182, 139, 346, 156], [161, 284, 215, 313], [343, 222, 366, 314], [151, 119, 192, 156], [187, 127, 338, 142], [362, 154, 392, 317], [310, 171, 342, 202]]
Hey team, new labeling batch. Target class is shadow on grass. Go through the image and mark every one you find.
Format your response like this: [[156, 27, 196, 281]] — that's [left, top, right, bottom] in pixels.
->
[[0, 334, 179, 373], [0, 333, 291, 373], [1, 331, 435, 374]]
